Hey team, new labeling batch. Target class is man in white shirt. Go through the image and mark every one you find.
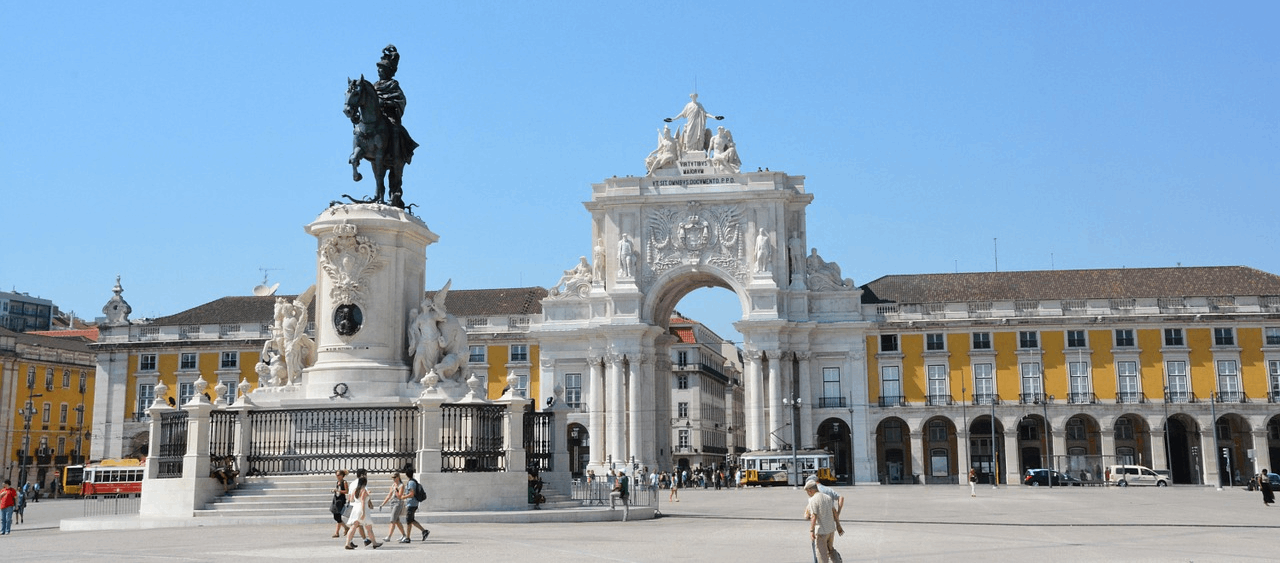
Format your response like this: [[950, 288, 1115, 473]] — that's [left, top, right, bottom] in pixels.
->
[[805, 480, 842, 563]]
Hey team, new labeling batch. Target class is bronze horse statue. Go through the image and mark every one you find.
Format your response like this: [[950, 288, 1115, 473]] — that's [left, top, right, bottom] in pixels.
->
[[343, 76, 405, 207]]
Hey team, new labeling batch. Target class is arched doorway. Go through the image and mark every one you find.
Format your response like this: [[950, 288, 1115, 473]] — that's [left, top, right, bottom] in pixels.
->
[[876, 417, 911, 484], [1017, 414, 1049, 473], [1063, 414, 1103, 483], [968, 415, 1005, 484], [1269, 416, 1280, 471], [567, 423, 589, 478], [815, 417, 852, 484], [922, 416, 957, 484], [1214, 413, 1251, 487], [1166, 414, 1202, 485], [1113, 414, 1152, 469]]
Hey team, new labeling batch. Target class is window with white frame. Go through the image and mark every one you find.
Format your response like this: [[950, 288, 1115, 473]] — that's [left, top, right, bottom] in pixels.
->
[[1019, 331, 1039, 349], [1166, 361, 1189, 401], [881, 366, 901, 398], [927, 365, 948, 398], [1217, 360, 1240, 400], [677, 373, 689, 389], [972, 332, 992, 350], [1117, 361, 1140, 400], [678, 428, 690, 450], [551, 373, 575, 410], [1164, 328, 1185, 346], [57, 436, 66, 456], [1267, 328, 1280, 346], [221, 380, 237, 405], [822, 367, 841, 399], [179, 382, 196, 405], [79, 371, 87, 393], [925, 333, 945, 351], [75, 404, 84, 425], [1020, 363, 1043, 399], [1066, 330, 1087, 348], [676, 351, 689, 366], [1214, 328, 1235, 346], [45, 368, 54, 390], [511, 373, 529, 397], [220, 351, 238, 369], [1270, 361, 1280, 398], [1068, 362, 1090, 401], [26, 366, 35, 388], [137, 384, 155, 415], [973, 363, 994, 402], [180, 353, 197, 370], [59, 403, 68, 424], [468, 345, 486, 363], [510, 344, 529, 362], [678, 402, 689, 418], [1114, 329, 1135, 348], [42, 402, 51, 423], [62, 369, 71, 389]]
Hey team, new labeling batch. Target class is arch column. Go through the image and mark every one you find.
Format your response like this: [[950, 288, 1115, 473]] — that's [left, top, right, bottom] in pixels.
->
[[1002, 426, 1020, 485], [1252, 430, 1271, 475], [767, 350, 784, 450], [628, 355, 651, 468], [588, 356, 605, 468], [607, 354, 627, 467], [955, 428, 970, 487], [796, 352, 813, 450], [745, 350, 764, 450], [909, 430, 925, 484], [1149, 427, 1166, 471]]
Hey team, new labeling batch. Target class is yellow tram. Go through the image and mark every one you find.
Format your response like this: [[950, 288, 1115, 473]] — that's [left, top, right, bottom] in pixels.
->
[[740, 449, 836, 486]]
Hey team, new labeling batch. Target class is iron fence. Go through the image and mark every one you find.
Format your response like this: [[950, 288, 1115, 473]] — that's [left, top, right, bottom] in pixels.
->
[[571, 478, 654, 507], [246, 407, 417, 475], [83, 494, 141, 516], [156, 411, 189, 478], [441, 404, 505, 472], [209, 410, 238, 459], [524, 411, 554, 472]]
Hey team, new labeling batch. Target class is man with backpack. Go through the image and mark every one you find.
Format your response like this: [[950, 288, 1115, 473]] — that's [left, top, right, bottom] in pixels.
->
[[399, 466, 430, 543]]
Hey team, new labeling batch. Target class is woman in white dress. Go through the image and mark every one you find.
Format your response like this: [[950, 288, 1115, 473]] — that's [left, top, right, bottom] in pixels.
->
[[343, 470, 382, 549]]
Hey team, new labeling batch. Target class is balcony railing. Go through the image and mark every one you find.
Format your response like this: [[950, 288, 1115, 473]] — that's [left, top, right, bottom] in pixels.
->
[[1165, 391, 1197, 404], [1116, 391, 1146, 404], [1214, 391, 1248, 403], [972, 394, 1000, 406], [878, 395, 906, 407], [818, 396, 847, 408], [1019, 392, 1045, 405], [1067, 392, 1097, 405], [926, 395, 954, 406]]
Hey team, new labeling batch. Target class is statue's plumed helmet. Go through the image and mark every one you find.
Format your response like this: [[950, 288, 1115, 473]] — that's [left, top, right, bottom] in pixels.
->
[[377, 44, 400, 73]]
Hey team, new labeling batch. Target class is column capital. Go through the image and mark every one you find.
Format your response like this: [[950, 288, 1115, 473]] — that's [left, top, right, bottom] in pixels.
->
[[606, 354, 625, 366], [794, 351, 812, 362], [589, 356, 605, 368], [745, 349, 763, 362], [540, 358, 555, 370], [764, 349, 783, 360]]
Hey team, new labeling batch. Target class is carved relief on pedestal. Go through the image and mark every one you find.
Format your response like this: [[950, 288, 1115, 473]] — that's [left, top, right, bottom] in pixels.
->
[[643, 202, 744, 287], [319, 223, 382, 341]]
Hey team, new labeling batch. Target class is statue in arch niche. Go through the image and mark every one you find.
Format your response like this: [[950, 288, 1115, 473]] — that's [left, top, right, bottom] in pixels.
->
[[408, 280, 469, 383]]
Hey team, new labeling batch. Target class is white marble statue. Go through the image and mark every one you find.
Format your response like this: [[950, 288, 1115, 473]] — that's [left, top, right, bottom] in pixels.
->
[[592, 240, 606, 283], [618, 234, 637, 278], [259, 286, 316, 387], [665, 93, 723, 153], [709, 126, 741, 173], [753, 228, 770, 273], [645, 125, 679, 174], [788, 232, 806, 287], [806, 248, 856, 291], [408, 280, 469, 383], [101, 276, 132, 326], [550, 256, 593, 297]]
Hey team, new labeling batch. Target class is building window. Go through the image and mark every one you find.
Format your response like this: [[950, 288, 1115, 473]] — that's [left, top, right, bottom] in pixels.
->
[[27, 366, 35, 388], [1270, 361, 1280, 400], [1164, 328, 1184, 347], [76, 404, 85, 425], [179, 382, 195, 406], [1020, 363, 1043, 402], [59, 403, 68, 425], [1018, 331, 1038, 349], [137, 384, 155, 415], [880, 366, 901, 402], [468, 345, 486, 363], [822, 367, 841, 401], [1114, 329, 1135, 348], [220, 351, 238, 369], [678, 429, 690, 450], [1116, 418, 1134, 440], [925, 333, 945, 351], [1068, 362, 1090, 403], [677, 373, 689, 389], [972, 332, 992, 350], [676, 351, 689, 367], [510, 344, 529, 362], [1266, 327, 1280, 346], [180, 353, 197, 370], [42, 402, 51, 424], [79, 371, 87, 393], [62, 369, 71, 389], [1214, 328, 1235, 346], [927, 365, 948, 400], [1217, 360, 1240, 401], [511, 374, 529, 398], [1066, 418, 1085, 440], [678, 402, 689, 418], [1117, 361, 1140, 402], [1166, 361, 1189, 402], [928, 420, 947, 441], [565, 373, 581, 408], [45, 368, 55, 390], [973, 363, 995, 404], [880, 334, 899, 352], [221, 380, 237, 405], [1066, 330, 1086, 348], [883, 419, 902, 442]]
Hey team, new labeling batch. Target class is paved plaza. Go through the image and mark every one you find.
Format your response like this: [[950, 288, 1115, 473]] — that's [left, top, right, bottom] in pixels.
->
[[3, 485, 1278, 561]]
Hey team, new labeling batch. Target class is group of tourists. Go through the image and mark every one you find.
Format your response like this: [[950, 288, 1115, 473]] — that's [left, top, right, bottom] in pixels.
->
[[329, 466, 429, 549]]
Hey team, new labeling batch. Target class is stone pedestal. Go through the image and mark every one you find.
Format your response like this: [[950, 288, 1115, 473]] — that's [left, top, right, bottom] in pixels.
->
[[302, 204, 437, 401]]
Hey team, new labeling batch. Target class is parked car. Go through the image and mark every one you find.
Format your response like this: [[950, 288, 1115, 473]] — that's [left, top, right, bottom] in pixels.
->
[[1023, 469, 1082, 487], [1106, 465, 1169, 487]]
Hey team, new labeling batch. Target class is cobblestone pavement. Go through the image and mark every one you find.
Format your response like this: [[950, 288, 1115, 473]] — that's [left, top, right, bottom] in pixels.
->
[[3, 485, 1277, 561]]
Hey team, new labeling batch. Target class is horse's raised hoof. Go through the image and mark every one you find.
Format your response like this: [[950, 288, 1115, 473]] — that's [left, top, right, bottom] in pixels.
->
[[353, 172, 363, 182]]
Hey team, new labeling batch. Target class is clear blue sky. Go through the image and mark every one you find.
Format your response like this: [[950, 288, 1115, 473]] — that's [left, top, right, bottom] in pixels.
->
[[4, 1, 1277, 342]]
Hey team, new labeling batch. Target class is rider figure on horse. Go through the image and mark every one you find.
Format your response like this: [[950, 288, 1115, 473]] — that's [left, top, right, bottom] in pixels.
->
[[373, 45, 418, 207]]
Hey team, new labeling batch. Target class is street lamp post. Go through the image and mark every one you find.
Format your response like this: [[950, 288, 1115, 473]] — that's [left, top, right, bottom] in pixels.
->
[[1163, 386, 1171, 480], [846, 390, 857, 485], [782, 395, 803, 486], [1035, 395, 1053, 488], [991, 392, 998, 488], [1210, 391, 1220, 490], [19, 391, 44, 487]]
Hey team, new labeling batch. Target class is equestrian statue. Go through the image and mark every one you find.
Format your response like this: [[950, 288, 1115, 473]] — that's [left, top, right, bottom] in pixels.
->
[[344, 45, 419, 209]]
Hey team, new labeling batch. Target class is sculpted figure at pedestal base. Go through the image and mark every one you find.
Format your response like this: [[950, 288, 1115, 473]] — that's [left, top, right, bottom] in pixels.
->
[[408, 280, 469, 383], [806, 248, 856, 291], [259, 286, 317, 387]]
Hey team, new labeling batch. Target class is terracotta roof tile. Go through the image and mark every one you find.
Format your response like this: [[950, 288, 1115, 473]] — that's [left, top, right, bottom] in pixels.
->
[[150, 295, 297, 325], [25, 328, 99, 342], [425, 287, 548, 316], [673, 327, 697, 344]]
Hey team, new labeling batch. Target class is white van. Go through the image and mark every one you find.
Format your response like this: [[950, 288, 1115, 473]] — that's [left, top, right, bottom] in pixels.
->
[[1106, 465, 1169, 487]]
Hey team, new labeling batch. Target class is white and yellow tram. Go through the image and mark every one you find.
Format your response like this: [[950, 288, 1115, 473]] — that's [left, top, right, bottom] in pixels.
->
[[740, 449, 836, 486]]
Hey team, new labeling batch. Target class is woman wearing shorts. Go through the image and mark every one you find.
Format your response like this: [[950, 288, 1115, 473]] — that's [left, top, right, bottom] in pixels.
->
[[378, 472, 408, 542]]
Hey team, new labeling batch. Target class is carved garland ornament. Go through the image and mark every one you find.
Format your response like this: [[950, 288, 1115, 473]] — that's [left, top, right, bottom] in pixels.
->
[[643, 202, 744, 287]]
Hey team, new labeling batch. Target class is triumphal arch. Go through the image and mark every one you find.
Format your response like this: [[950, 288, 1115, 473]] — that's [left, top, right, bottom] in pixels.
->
[[536, 95, 876, 482]]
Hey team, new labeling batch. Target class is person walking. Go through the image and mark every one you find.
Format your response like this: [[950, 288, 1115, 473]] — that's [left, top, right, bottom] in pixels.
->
[[0, 480, 16, 535], [805, 477, 845, 536], [1259, 469, 1275, 506], [378, 472, 408, 542], [342, 469, 381, 549], [668, 472, 680, 502], [13, 485, 25, 524], [330, 470, 350, 538], [609, 470, 630, 521], [804, 480, 843, 563], [400, 466, 429, 542], [969, 468, 978, 498]]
